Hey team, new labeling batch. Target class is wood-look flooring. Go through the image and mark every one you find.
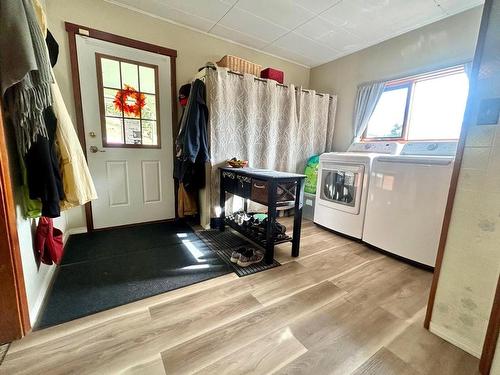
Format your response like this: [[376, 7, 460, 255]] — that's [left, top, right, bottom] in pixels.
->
[[0, 218, 480, 375]]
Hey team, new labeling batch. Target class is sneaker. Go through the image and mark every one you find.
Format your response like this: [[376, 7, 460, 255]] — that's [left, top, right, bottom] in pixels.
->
[[237, 249, 264, 267], [230, 247, 246, 263]]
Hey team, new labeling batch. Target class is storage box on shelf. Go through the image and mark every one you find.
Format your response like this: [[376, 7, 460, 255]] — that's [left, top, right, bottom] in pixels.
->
[[217, 55, 262, 76], [261, 67, 284, 84]]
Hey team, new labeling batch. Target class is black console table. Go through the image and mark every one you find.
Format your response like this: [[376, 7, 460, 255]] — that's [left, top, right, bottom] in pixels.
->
[[219, 167, 306, 264]]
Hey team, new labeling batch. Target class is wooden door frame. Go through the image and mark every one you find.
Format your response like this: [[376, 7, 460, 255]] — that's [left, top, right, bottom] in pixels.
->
[[480, 276, 500, 374], [65, 23, 178, 232], [0, 107, 31, 342]]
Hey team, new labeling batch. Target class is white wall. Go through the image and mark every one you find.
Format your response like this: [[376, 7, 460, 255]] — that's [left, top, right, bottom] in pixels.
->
[[309, 7, 483, 151], [4, 127, 68, 325]]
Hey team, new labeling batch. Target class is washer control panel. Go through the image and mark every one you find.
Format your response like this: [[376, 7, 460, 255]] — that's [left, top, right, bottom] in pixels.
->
[[401, 142, 458, 156], [348, 142, 401, 154]]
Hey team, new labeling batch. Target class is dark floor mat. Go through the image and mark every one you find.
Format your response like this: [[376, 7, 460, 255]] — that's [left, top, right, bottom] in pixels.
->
[[196, 230, 280, 277], [37, 221, 232, 329]]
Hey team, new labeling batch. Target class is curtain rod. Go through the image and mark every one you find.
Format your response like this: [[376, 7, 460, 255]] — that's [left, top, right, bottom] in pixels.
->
[[198, 65, 334, 100]]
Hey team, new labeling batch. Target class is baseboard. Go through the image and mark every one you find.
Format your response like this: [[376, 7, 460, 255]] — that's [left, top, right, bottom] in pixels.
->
[[429, 322, 482, 358], [30, 226, 87, 327], [63, 226, 87, 244], [29, 265, 57, 326]]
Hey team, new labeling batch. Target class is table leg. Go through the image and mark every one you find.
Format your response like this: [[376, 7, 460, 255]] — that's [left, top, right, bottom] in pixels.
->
[[265, 180, 277, 265], [219, 171, 226, 231], [292, 178, 304, 257]]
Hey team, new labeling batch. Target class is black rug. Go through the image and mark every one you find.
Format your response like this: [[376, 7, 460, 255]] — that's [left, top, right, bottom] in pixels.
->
[[36, 221, 232, 329], [196, 230, 280, 277]]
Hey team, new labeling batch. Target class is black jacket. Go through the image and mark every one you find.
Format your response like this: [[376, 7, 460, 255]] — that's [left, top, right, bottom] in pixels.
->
[[174, 79, 209, 190]]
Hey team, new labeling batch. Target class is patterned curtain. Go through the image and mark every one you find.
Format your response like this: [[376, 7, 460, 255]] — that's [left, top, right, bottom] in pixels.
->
[[206, 67, 337, 217]]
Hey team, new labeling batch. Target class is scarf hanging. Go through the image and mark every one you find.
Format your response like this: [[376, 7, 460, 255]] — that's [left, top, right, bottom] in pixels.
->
[[0, 0, 53, 155]]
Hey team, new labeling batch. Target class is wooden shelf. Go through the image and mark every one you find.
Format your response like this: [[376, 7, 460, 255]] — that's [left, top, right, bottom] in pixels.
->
[[224, 218, 292, 247]]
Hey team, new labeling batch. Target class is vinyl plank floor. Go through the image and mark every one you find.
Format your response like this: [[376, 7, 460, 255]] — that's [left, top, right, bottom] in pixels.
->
[[0, 219, 480, 375], [350, 348, 421, 375]]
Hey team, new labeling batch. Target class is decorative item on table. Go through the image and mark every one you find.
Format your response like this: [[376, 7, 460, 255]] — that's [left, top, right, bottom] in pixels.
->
[[260, 67, 284, 84], [227, 157, 248, 168], [217, 55, 262, 76]]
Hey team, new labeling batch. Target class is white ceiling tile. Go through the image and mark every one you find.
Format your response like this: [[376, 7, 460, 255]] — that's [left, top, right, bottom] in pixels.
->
[[291, 0, 342, 15], [110, 0, 216, 31], [218, 7, 288, 43], [263, 44, 319, 66], [296, 16, 364, 52], [322, 0, 444, 40], [271, 31, 340, 63], [210, 24, 269, 49], [436, 0, 485, 15], [235, 0, 315, 29], [109, 0, 484, 68], [161, 0, 234, 22]]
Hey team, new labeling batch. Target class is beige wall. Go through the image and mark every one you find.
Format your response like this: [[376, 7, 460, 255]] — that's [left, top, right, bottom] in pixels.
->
[[430, 2, 500, 358], [309, 7, 483, 151], [45, 0, 310, 228]]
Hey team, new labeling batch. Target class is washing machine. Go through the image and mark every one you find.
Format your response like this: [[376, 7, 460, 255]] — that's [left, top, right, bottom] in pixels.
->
[[314, 142, 402, 239], [363, 142, 457, 267]]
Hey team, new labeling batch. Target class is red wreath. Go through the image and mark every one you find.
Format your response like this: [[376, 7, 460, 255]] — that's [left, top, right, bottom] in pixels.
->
[[113, 84, 146, 117]]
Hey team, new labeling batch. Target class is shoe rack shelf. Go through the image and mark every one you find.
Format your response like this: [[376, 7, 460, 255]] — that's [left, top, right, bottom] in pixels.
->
[[224, 217, 293, 247], [219, 167, 306, 265]]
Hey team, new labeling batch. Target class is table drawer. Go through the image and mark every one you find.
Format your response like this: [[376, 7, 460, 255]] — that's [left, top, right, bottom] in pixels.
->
[[251, 179, 296, 205], [222, 170, 237, 194], [236, 175, 252, 198]]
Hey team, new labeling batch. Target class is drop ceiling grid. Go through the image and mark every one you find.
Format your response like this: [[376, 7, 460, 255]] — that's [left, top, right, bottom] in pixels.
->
[[108, 0, 485, 67]]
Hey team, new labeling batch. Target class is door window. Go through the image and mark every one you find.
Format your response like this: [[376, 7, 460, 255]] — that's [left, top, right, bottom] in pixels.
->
[[96, 53, 160, 148], [320, 169, 357, 207]]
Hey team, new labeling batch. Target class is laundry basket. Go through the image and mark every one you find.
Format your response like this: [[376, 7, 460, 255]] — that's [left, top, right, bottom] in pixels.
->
[[217, 55, 262, 76]]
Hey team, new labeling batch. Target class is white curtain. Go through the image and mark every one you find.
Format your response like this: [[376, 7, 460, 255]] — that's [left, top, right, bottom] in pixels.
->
[[352, 81, 385, 141], [207, 68, 337, 217]]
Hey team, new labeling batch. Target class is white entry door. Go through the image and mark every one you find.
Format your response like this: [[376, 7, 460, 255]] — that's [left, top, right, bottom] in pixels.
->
[[76, 35, 175, 229]]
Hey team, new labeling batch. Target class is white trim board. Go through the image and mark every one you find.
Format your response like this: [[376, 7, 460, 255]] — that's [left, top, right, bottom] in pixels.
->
[[429, 322, 482, 358]]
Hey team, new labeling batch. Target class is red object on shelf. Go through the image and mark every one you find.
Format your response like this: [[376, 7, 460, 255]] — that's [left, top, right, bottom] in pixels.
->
[[261, 68, 284, 84]]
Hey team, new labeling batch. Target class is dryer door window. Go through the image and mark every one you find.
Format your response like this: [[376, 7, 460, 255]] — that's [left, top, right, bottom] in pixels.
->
[[318, 162, 364, 214], [321, 170, 356, 206]]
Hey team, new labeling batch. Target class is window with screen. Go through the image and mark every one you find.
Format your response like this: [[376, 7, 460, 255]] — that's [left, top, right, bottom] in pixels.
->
[[96, 54, 160, 147], [363, 66, 469, 141]]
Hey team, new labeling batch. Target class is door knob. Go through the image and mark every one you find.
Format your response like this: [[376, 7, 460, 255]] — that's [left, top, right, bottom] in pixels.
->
[[89, 146, 105, 153]]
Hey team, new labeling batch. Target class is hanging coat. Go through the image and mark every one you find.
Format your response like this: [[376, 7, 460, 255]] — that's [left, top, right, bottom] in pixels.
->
[[175, 79, 209, 191]]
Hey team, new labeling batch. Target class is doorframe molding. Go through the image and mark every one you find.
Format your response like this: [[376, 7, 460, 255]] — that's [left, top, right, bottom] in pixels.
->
[[0, 106, 31, 342], [64, 22, 178, 232], [480, 276, 499, 375]]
